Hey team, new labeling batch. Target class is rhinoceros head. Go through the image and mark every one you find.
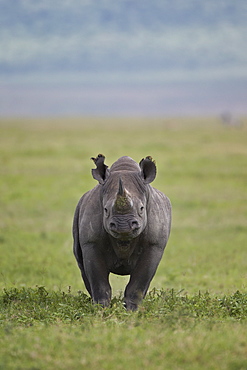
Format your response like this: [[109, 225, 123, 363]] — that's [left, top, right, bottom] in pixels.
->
[[91, 155, 156, 242]]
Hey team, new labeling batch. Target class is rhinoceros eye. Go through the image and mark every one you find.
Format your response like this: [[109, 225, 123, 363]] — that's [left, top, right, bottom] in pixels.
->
[[104, 207, 108, 214], [140, 206, 144, 213]]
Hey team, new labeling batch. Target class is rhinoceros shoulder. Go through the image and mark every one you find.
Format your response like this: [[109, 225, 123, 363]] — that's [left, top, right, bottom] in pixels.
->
[[145, 186, 172, 243], [149, 187, 171, 210]]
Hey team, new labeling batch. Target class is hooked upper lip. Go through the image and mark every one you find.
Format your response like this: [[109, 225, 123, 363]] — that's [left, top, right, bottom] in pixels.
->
[[111, 232, 133, 240], [110, 228, 138, 240]]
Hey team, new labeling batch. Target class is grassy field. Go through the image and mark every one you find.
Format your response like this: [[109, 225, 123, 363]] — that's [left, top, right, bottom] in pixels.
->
[[0, 117, 246, 369]]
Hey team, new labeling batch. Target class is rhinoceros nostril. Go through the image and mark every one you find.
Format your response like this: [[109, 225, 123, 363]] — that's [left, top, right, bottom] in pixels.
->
[[131, 220, 139, 231], [109, 222, 117, 231]]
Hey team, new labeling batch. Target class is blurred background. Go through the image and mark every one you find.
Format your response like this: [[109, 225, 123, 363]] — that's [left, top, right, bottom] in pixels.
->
[[0, 0, 246, 117]]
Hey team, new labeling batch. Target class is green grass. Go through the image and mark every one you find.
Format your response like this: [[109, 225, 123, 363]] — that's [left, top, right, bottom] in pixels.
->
[[1, 287, 247, 370], [0, 117, 247, 369]]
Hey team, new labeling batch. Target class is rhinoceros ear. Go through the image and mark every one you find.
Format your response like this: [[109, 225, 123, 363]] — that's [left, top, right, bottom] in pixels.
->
[[139, 156, 156, 184], [91, 154, 109, 184]]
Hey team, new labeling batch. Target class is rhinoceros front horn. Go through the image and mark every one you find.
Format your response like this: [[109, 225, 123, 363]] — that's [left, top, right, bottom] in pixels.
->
[[118, 177, 125, 196], [114, 178, 132, 212]]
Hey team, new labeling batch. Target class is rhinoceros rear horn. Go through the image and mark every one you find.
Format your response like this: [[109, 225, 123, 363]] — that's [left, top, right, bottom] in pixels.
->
[[139, 156, 156, 184], [91, 154, 109, 184]]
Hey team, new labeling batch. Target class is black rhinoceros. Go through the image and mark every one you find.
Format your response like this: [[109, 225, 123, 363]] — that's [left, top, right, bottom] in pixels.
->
[[73, 155, 171, 310]]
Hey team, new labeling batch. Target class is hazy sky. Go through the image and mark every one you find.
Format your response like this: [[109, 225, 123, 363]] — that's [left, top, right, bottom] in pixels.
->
[[0, 0, 246, 116]]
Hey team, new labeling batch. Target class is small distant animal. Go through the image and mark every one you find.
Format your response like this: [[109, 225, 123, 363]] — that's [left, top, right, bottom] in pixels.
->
[[73, 155, 172, 310], [220, 112, 242, 127]]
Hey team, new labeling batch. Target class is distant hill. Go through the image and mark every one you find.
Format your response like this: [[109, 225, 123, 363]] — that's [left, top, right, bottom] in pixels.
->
[[0, 1, 246, 116], [0, 0, 246, 82]]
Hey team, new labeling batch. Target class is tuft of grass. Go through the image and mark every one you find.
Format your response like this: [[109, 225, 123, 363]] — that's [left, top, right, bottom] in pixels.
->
[[1, 287, 247, 370], [1, 287, 246, 326]]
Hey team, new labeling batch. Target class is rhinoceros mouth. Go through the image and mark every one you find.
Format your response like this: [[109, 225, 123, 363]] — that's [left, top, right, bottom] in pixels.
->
[[117, 240, 131, 248], [109, 229, 134, 240]]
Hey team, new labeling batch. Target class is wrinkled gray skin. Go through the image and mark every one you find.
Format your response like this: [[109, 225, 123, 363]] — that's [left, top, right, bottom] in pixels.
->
[[73, 155, 171, 310]]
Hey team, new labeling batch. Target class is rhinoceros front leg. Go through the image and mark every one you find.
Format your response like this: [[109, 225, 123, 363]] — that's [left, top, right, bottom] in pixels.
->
[[82, 244, 112, 307], [124, 246, 164, 311]]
